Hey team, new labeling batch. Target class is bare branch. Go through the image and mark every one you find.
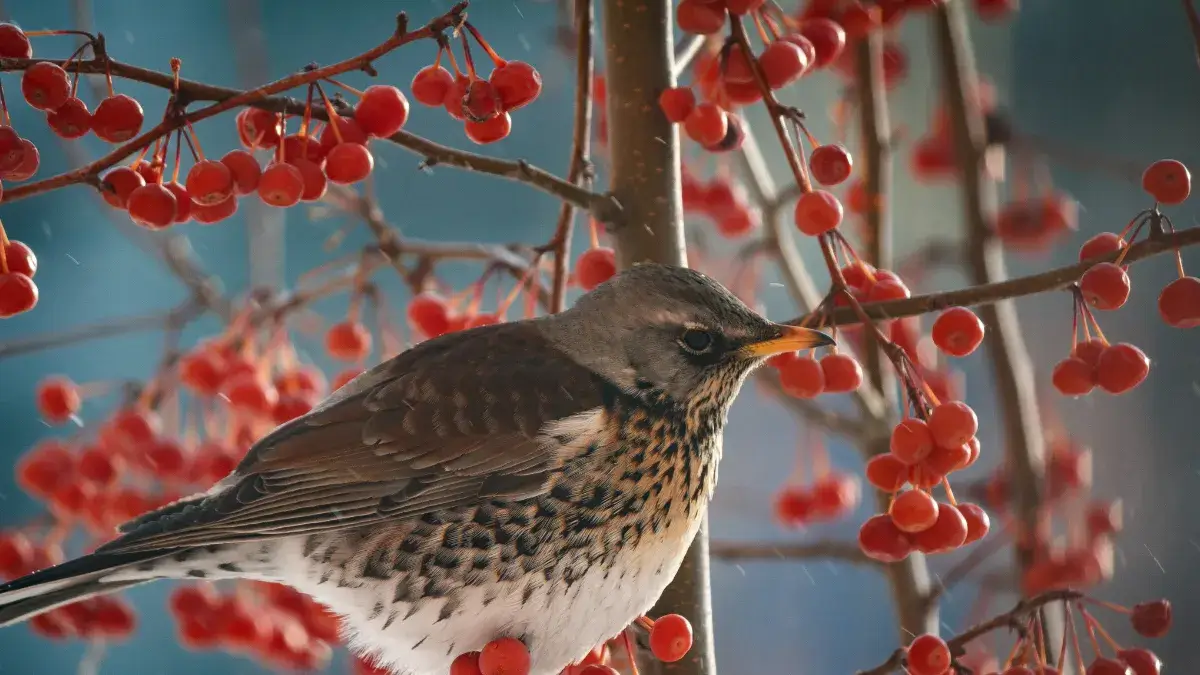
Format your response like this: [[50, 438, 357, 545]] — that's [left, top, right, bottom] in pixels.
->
[[0, 301, 204, 360], [784, 226, 1200, 326], [673, 34, 707, 79], [709, 539, 875, 566]]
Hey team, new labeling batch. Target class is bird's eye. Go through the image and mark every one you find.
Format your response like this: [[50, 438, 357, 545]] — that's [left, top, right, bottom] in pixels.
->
[[679, 328, 714, 353]]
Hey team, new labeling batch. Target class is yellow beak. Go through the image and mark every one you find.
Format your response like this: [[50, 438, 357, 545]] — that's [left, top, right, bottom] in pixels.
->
[[741, 324, 836, 358]]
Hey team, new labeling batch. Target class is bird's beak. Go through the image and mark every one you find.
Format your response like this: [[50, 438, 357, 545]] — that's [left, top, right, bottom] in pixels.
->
[[741, 324, 836, 358]]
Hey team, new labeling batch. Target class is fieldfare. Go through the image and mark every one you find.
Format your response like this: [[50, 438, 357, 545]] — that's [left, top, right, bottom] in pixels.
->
[[0, 263, 833, 675]]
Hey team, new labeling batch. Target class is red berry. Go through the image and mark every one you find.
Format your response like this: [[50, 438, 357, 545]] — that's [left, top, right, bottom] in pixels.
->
[[36, 376, 81, 424], [355, 85, 410, 137], [810, 473, 860, 519], [957, 503, 990, 544], [866, 454, 908, 492], [490, 61, 542, 111], [927, 402, 978, 449], [236, 108, 282, 149], [931, 306, 985, 357], [683, 103, 728, 146], [333, 369, 364, 391], [779, 357, 825, 398], [774, 486, 814, 526], [911, 501, 969, 553], [190, 193, 238, 225], [326, 320, 372, 361], [465, 113, 512, 145], [0, 23, 32, 58], [1096, 342, 1149, 394], [101, 166, 146, 209], [809, 144, 853, 186], [1052, 356, 1095, 397], [478, 637, 530, 675], [906, 634, 952, 675], [324, 143, 375, 184], [3, 240, 37, 277], [463, 80, 503, 122], [164, 182, 192, 223], [1130, 599, 1171, 638], [0, 272, 38, 316], [649, 614, 693, 662], [407, 292, 452, 338], [819, 353, 862, 393], [145, 439, 187, 480], [0, 531, 34, 578], [2, 139, 38, 181], [92, 95, 144, 143], [1141, 159, 1190, 205], [576, 247, 617, 291], [858, 513, 913, 562], [273, 394, 314, 424], [760, 39, 809, 89], [676, 0, 727, 34], [1080, 262, 1131, 310], [78, 446, 120, 488], [450, 651, 484, 675], [22, 62, 70, 111], [890, 489, 939, 533], [318, 117, 369, 154], [798, 18, 847, 68], [890, 418, 934, 464], [412, 65, 455, 107], [659, 86, 696, 123], [220, 149, 262, 195], [127, 183, 179, 230], [1086, 657, 1133, 675], [0, 126, 23, 173], [1079, 232, 1126, 261], [258, 162, 305, 207], [443, 75, 470, 121], [186, 160, 235, 206], [1117, 647, 1161, 675], [47, 97, 92, 139], [793, 189, 843, 236], [1158, 276, 1200, 328]]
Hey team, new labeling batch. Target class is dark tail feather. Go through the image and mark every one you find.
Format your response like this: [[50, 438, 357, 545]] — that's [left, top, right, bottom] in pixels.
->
[[0, 550, 172, 627]]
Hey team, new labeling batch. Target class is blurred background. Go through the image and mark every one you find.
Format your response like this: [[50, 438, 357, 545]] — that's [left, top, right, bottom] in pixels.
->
[[0, 0, 1196, 673]]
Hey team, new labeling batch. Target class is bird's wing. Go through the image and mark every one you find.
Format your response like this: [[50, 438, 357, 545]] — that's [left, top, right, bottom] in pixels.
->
[[99, 321, 616, 553]]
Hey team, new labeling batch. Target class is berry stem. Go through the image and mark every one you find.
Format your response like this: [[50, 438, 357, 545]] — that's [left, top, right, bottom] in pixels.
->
[[322, 77, 364, 98], [750, 12, 772, 44], [313, 82, 345, 144], [0, 80, 11, 127], [1080, 607, 1122, 654], [0, 220, 9, 275], [463, 22, 505, 67], [621, 628, 641, 675], [458, 30, 479, 79]]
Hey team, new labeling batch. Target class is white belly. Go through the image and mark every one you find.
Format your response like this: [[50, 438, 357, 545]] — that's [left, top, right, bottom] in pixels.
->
[[275, 516, 703, 675]]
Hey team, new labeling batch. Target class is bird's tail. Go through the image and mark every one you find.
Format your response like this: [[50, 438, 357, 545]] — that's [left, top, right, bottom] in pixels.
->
[[0, 549, 173, 627]]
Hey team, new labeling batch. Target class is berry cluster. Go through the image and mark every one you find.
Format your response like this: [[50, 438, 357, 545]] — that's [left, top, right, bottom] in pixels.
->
[[682, 167, 763, 239], [409, 24, 542, 144], [168, 583, 338, 671], [442, 613, 692, 675], [773, 434, 861, 528], [0, 228, 38, 316]]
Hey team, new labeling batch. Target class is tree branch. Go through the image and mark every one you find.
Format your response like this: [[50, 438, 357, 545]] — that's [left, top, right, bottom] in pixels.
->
[[0, 300, 204, 360], [856, 590, 1084, 675], [602, 3, 714, 674], [673, 34, 707, 79], [783, 226, 1200, 326], [709, 539, 875, 566], [1183, 0, 1200, 71], [754, 367, 879, 442]]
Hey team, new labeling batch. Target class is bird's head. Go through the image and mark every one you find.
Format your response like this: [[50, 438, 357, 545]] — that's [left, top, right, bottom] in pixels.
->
[[544, 263, 834, 405]]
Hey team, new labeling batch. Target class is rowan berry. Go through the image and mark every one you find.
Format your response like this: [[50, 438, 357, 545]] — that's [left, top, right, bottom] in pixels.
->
[[258, 162, 305, 207], [676, 0, 727, 34], [793, 189, 843, 236], [927, 401, 978, 449], [1079, 232, 1126, 262], [21, 62, 70, 111], [36, 376, 81, 423], [1095, 343, 1149, 395], [127, 184, 179, 229], [931, 306, 985, 357], [798, 18, 847, 68], [576, 247, 617, 291], [779, 356, 825, 398], [0, 23, 31, 58], [809, 144, 853, 186], [490, 61, 542, 111], [47, 98, 92, 139], [220, 149, 262, 194], [412, 65, 455, 107], [1141, 159, 1190, 205], [858, 513, 913, 562], [1130, 599, 1171, 638], [890, 489, 939, 533], [1158, 276, 1200, 328], [819, 353, 863, 393], [0, 272, 37, 317], [890, 418, 934, 464], [465, 113, 512, 145], [911, 501, 968, 553], [649, 614, 693, 662], [326, 320, 372, 361], [92, 94, 144, 143], [658, 86, 696, 123], [760, 39, 809, 89], [1080, 262, 1131, 310], [355, 85, 410, 137], [325, 143, 375, 184]]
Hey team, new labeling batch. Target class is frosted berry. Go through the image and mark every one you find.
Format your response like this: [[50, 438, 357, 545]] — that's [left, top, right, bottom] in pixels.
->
[[92, 95, 144, 143], [47, 98, 92, 139], [21, 62, 71, 111]]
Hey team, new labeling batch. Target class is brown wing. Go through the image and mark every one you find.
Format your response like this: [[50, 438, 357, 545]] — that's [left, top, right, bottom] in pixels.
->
[[100, 321, 615, 553]]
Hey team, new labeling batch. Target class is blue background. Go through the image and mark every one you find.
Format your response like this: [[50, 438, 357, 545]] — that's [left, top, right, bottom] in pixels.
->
[[0, 1, 1196, 673]]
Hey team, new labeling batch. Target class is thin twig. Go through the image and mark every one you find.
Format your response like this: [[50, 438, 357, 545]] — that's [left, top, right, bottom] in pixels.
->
[[709, 539, 876, 566], [1183, 0, 1200, 71], [672, 34, 707, 79], [545, 0, 595, 313], [785, 226, 1200, 326], [0, 301, 203, 359]]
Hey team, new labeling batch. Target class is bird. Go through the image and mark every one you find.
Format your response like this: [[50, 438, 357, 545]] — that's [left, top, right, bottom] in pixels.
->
[[0, 263, 833, 675]]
